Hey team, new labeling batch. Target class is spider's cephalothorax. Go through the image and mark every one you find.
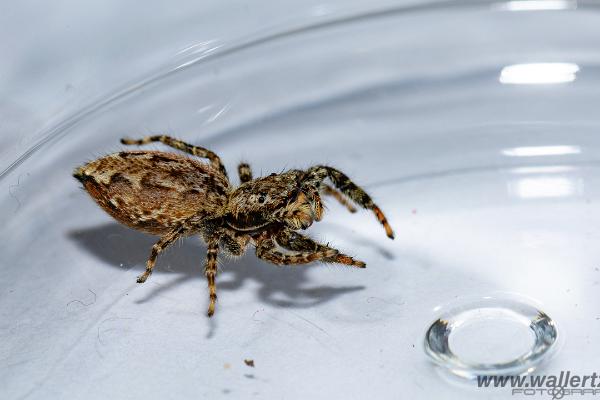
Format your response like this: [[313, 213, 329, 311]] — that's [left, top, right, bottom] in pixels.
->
[[73, 135, 394, 316]]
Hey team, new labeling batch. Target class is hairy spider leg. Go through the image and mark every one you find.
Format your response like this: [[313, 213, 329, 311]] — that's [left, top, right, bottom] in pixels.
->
[[275, 229, 365, 267], [204, 239, 219, 317], [304, 166, 394, 239], [121, 135, 228, 178], [321, 184, 357, 213], [137, 225, 187, 283], [255, 237, 339, 266]]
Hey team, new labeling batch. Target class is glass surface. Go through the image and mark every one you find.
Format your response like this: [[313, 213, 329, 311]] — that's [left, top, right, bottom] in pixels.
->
[[2, 1, 600, 399]]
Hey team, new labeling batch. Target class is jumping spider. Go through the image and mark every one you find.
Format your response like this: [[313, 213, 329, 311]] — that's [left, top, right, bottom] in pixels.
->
[[73, 135, 394, 316]]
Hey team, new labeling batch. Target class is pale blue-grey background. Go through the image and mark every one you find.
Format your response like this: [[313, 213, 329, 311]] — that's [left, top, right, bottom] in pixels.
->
[[2, 1, 600, 399]]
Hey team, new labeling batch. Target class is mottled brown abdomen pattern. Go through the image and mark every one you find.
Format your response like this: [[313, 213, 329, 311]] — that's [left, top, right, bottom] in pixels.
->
[[74, 151, 230, 235]]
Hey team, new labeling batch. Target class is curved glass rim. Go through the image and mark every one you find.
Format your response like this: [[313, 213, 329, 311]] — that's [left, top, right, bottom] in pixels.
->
[[2, 0, 599, 182]]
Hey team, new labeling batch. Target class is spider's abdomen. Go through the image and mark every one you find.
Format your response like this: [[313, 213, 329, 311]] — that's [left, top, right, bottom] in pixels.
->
[[74, 151, 230, 235]]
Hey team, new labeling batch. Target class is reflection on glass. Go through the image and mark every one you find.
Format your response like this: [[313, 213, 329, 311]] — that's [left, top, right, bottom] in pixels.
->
[[499, 63, 579, 84], [510, 166, 576, 174], [508, 177, 583, 198], [502, 145, 581, 157], [494, 0, 577, 12]]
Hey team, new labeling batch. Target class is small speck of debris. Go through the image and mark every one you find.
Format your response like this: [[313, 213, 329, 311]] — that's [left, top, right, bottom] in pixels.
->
[[224, 363, 231, 370], [411, 209, 417, 214], [244, 359, 255, 368], [244, 374, 255, 379], [595, 267, 599, 272], [412, 344, 415, 348]]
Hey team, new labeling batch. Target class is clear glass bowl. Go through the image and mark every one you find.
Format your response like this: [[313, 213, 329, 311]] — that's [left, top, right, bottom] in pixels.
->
[[2, 1, 600, 399]]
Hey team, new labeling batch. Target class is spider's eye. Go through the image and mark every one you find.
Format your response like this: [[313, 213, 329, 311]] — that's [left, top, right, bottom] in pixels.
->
[[258, 193, 267, 203]]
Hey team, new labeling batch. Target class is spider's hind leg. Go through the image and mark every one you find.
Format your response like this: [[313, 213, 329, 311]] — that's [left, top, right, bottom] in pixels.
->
[[137, 226, 186, 283], [121, 135, 228, 178]]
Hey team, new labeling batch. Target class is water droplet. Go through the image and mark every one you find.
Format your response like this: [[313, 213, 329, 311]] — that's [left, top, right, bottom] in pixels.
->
[[424, 296, 558, 379]]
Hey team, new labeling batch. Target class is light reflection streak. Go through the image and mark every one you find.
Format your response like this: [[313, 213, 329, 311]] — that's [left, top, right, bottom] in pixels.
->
[[494, 0, 576, 11], [499, 63, 579, 84], [508, 176, 583, 198], [502, 145, 581, 157]]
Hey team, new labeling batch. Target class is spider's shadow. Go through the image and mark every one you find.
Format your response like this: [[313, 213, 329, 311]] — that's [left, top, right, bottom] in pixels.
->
[[68, 223, 365, 312]]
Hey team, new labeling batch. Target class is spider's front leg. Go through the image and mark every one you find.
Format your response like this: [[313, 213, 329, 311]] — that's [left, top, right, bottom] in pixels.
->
[[304, 165, 394, 239], [275, 229, 365, 268], [255, 236, 339, 266], [120, 135, 228, 178]]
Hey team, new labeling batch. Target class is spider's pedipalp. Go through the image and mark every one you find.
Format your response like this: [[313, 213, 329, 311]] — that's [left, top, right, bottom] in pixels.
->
[[303, 166, 395, 239], [237, 162, 253, 184]]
